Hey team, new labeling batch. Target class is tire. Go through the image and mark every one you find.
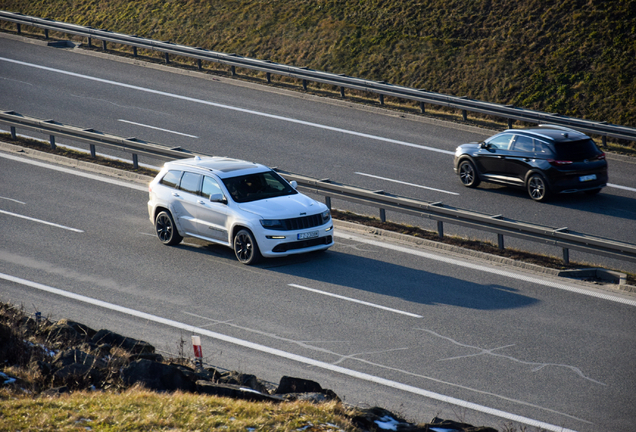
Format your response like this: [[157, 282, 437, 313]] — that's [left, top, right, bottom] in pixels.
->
[[585, 188, 602, 195], [155, 210, 183, 245], [527, 174, 550, 202], [458, 160, 480, 188], [233, 229, 261, 265]]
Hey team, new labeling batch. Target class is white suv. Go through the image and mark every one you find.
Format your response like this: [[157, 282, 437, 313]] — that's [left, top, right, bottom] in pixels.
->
[[148, 156, 334, 264]]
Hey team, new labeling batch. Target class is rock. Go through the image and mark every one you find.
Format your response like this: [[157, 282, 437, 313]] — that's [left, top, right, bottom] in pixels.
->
[[196, 380, 285, 402], [91, 330, 155, 354], [52, 349, 107, 369], [218, 371, 268, 394], [275, 376, 323, 394], [122, 359, 195, 392]]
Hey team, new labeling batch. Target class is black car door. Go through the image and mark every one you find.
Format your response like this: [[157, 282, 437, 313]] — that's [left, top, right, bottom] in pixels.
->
[[475, 132, 514, 179], [506, 134, 536, 185]]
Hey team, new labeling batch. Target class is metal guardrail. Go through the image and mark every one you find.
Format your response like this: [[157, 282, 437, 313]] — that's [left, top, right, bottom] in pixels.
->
[[2, 109, 636, 265], [2, 10, 636, 145]]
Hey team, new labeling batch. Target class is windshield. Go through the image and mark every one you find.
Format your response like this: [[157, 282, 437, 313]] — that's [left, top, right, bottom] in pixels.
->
[[222, 171, 298, 203]]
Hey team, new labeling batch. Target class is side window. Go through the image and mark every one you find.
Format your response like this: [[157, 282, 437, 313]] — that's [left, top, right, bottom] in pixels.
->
[[486, 133, 513, 150], [159, 170, 182, 188], [512, 135, 534, 152], [201, 176, 223, 199], [179, 172, 202, 195], [534, 140, 550, 153]]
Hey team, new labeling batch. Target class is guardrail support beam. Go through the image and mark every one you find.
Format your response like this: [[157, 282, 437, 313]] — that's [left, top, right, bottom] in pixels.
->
[[602, 136, 607, 149], [379, 94, 384, 106], [325, 196, 331, 210], [16, 23, 20, 34], [90, 144, 96, 158], [133, 46, 137, 57], [132, 153, 139, 169], [498, 234, 504, 250], [102, 40, 107, 51], [87, 37, 92, 47], [230, 65, 236, 76], [508, 118, 513, 128], [462, 109, 468, 121], [563, 248, 570, 264], [165, 53, 170, 64], [49, 135, 56, 150], [437, 221, 444, 239], [197, 59, 202, 70], [302, 80, 307, 91], [10, 126, 16, 140], [266, 72, 271, 83], [420, 102, 425, 113], [340, 87, 345, 98], [380, 208, 386, 222]]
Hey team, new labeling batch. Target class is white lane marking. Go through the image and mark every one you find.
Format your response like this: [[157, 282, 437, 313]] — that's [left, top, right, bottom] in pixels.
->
[[0, 272, 578, 432], [355, 172, 459, 195], [336, 232, 636, 307], [118, 119, 198, 138], [0, 209, 83, 233], [0, 57, 454, 155], [0, 152, 148, 192], [288, 283, 422, 318], [0, 196, 25, 204], [608, 183, 636, 192]]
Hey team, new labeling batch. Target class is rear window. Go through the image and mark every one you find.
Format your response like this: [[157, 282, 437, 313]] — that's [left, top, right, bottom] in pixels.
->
[[553, 139, 602, 161]]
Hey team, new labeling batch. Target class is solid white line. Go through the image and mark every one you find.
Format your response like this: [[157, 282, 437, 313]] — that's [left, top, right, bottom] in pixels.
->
[[0, 152, 148, 192], [288, 283, 422, 318], [355, 172, 459, 195], [0, 272, 577, 432], [0, 209, 84, 233], [118, 119, 198, 138], [0, 196, 25, 204], [608, 183, 636, 193], [0, 57, 454, 155], [336, 231, 636, 307]]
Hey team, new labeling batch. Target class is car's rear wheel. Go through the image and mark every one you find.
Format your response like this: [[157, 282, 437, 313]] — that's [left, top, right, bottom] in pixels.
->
[[458, 160, 480, 188], [155, 211, 183, 245], [234, 229, 261, 265], [527, 174, 550, 202]]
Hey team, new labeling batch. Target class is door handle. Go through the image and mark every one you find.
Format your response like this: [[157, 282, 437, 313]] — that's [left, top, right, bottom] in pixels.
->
[[172, 192, 180, 197], [197, 200, 206, 205]]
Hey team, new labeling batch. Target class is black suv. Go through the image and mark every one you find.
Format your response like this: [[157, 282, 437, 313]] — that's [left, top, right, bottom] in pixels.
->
[[453, 125, 608, 202]]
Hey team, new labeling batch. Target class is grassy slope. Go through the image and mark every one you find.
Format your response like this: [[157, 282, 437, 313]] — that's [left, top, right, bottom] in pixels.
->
[[1, 0, 635, 127]]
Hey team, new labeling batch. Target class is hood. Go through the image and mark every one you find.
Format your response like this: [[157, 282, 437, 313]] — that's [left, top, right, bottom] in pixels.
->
[[238, 194, 325, 219]]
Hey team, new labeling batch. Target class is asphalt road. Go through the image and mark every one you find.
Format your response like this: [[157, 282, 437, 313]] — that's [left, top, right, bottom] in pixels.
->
[[1, 149, 636, 431], [0, 33, 635, 275]]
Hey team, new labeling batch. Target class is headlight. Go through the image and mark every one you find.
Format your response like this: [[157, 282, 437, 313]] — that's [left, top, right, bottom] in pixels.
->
[[260, 219, 284, 229], [321, 210, 331, 224]]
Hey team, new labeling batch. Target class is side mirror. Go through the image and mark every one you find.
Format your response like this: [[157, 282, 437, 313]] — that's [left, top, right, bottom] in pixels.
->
[[290, 180, 298, 189], [479, 142, 488, 149], [209, 193, 226, 203]]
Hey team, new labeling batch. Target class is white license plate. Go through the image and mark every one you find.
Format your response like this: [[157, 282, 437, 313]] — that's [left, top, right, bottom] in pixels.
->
[[579, 174, 597, 182], [298, 231, 318, 240]]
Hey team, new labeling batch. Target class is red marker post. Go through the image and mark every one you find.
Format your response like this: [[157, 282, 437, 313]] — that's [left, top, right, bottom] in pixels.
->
[[192, 336, 203, 367]]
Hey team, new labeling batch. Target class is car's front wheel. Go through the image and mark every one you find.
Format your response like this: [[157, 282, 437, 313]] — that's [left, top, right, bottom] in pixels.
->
[[233, 229, 261, 265], [527, 174, 550, 202], [458, 159, 480, 188], [155, 211, 183, 245]]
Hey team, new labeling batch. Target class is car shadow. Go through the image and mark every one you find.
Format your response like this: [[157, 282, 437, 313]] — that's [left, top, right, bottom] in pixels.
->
[[476, 184, 636, 220], [196, 242, 539, 311]]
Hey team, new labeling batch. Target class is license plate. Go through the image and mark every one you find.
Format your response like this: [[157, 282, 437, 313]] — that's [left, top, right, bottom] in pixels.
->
[[298, 231, 318, 240], [579, 174, 597, 182]]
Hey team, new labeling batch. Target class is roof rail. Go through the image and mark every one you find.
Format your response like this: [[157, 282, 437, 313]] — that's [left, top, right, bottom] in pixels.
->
[[538, 124, 581, 133]]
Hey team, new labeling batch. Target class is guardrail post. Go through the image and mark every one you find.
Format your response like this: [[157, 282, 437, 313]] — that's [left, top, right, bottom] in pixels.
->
[[132, 153, 139, 169], [563, 248, 570, 264], [16, 23, 21, 34], [102, 40, 107, 51], [49, 135, 56, 150], [420, 102, 425, 113], [379, 208, 386, 222], [197, 59, 202, 70], [10, 126, 16, 140], [602, 136, 607, 149], [165, 53, 170, 64], [325, 196, 331, 210], [266, 72, 271, 83], [230, 65, 236, 76], [379, 94, 384, 105], [498, 234, 504, 250], [508, 118, 513, 128], [44, 29, 49, 39], [133, 46, 137, 57], [90, 144, 96, 158], [437, 221, 444, 239], [340, 87, 345, 98], [87, 37, 92, 47], [462, 109, 467, 121], [302, 79, 307, 91]]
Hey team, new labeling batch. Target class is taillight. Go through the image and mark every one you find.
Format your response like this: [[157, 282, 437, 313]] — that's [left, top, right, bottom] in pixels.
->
[[595, 152, 606, 161], [548, 159, 573, 166]]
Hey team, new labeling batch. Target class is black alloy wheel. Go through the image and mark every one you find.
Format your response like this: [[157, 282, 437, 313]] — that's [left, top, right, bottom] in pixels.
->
[[459, 160, 480, 188], [155, 211, 183, 245], [233, 229, 261, 265], [527, 174, 550, 202]]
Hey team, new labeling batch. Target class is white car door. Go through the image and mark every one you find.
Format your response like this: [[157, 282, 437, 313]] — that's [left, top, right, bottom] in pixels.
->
[[172, 171, 202, 236], [195, 175, 230, 243]]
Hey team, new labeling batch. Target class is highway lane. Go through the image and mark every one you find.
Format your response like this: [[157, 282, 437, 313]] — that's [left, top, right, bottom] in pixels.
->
[[1, 34, 636, 276], [1, 150, 635, 431]]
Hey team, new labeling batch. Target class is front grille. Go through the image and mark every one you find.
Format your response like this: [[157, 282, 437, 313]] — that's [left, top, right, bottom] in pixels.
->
[[272, 236, 332, 253], [273, 214, 327, 231]]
